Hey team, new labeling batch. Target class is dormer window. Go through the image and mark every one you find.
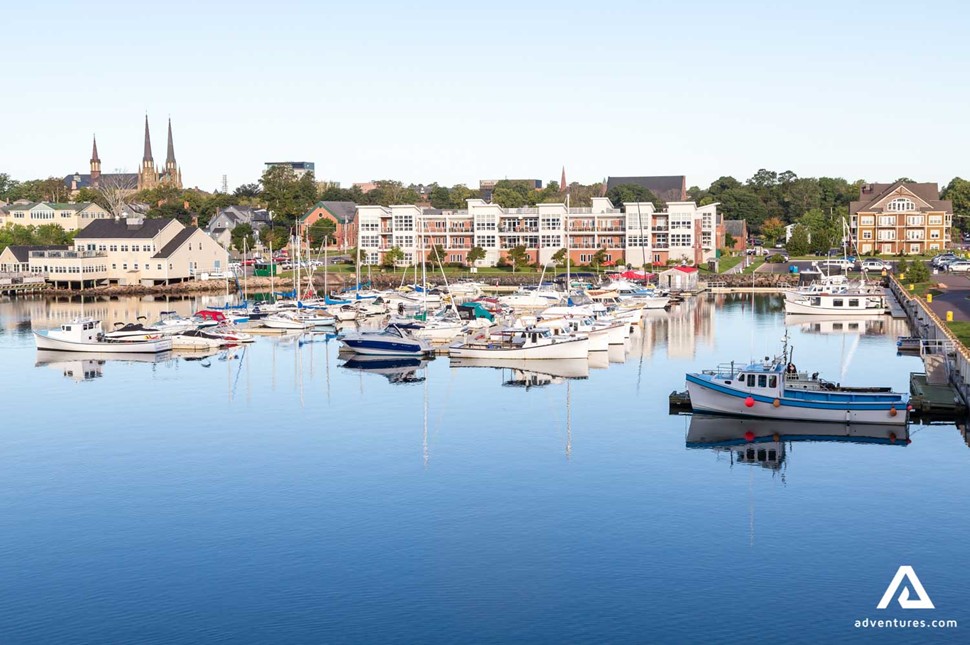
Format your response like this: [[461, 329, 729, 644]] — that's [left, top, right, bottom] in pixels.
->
[[887, 198, 916, 212]]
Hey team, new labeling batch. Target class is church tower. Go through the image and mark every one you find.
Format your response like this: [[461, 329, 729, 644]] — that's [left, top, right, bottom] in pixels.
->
[[90, 135, 101, 188], [137, 115, 158, 190], [163, 118, 182, 188]]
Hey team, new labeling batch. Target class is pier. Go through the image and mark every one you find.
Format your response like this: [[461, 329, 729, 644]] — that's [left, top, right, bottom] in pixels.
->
[[0, 275, 48, 296]]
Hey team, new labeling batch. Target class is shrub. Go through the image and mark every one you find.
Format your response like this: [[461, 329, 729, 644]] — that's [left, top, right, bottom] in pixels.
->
[[767, 253, 787, 263]]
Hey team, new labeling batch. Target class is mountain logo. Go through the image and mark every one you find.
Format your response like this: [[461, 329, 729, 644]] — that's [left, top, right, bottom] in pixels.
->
[[876, 566, 935, 610]]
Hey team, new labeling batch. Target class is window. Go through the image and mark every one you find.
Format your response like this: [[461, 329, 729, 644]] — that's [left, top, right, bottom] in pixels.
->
[[478, 235, 497, 248], [670, 233, 692, 246], [906, 215, 925, 226], [929, 215, 943, 225], [906, 230, 924, 240], [110, 245, 117, 252], [887, 198, 916, 212], [833, 299, 844, 307], [157, 264, 162, 270], [930, 230, 941, 239], [392, 213, 414, 231], [768, 376, 777, 388], [540, 217, 561, 230], [122, 263, 128, 270], [862, 230, 872, 239], [111, 264, 116, 269], [134, 263, 138, 270], [877, 230, 896, 240], [848, 299, 859, 307], [860, 216, 875, 225], [360, 235, 380, 247], [878, 215, 896, 227], [758, 374, 767, 388], [910, 244, 920, 253], [120, 244, 128, 252], [746, 374, 755, 387], [540, 235, 560, 247]]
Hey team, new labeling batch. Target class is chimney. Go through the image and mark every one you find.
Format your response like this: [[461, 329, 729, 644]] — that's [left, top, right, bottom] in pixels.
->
[[191, 214, 199, 227]]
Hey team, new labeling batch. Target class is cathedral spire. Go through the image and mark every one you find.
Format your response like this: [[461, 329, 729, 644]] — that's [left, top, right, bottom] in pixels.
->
[[143, 114, 154, 163], [90, 134, 101, 185], [91, 134, 100, 163], [166, 118, 176, 165]]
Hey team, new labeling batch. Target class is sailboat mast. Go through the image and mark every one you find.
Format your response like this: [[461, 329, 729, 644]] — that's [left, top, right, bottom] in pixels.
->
[[566, 193, 571, 289]]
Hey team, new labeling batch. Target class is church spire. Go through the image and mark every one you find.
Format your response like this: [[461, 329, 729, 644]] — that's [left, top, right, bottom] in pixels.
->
[[90, 134, 101, 185], [143, 114, 154, 163], [166, 118, 176, 165], [91, 134, 100, 163], [561, 166, 567, 193]]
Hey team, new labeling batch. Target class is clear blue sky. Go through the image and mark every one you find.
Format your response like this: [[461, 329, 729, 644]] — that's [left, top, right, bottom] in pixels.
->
[[2, 0, 967, 192]]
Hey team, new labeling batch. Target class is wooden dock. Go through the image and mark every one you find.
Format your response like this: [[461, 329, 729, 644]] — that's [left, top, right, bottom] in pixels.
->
[[884, 287, 908, 319]]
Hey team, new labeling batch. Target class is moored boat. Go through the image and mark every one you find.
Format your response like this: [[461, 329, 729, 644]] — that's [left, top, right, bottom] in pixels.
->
[[34, 317, 173, 353], [448, 327, 589, 360]]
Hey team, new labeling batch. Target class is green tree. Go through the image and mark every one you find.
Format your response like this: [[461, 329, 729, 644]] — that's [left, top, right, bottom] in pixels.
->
[[382, 246, 405, 269], [73, 187, 110, 209], [466, 246, 486, 267], [429, 186, 452, 209], [718, 187, 769, 230], [230, 223, 256, 252], [505, 245, 530, 272], [786, 224, 811, 256], [448, 184, 478, 209], [723, 233, 737, 251], [233, 183, 262, 198], [427, 243, 446, 270], [942, 177, 970, 223], [761, 216, 785, 245], [260, 165, 317, 223], [606, 184, 665, 210], [260, 226, 289, 251], [590, 247, 609, 272], [908, 260, 930, 283], [308, 218, 336, 248], [491, 186, 528, 208], [0, 173, 17, 200], [551, 247, 567, 267]]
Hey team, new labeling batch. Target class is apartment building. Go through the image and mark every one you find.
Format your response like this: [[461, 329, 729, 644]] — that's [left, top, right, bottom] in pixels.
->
[[849, 181, 953, 255], [357, 197, 719, 267], [0, 202, 112, 232]]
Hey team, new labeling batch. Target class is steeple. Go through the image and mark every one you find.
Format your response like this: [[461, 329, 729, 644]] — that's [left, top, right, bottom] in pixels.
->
[[561, 166, 567, 193], [142, 114, 154, 163], [90, 134, 101, 185], [165, 118, 176, 165]]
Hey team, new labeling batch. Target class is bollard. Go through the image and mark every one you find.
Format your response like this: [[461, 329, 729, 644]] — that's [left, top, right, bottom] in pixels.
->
[[948, 311, 954, 322], [900, 273, 906, 280], [910, 284, 915, 291], [927, 293, 933, 303]]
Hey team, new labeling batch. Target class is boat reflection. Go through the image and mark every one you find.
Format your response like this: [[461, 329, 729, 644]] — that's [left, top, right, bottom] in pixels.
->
[[686, 414, 910, 469], [35, 349, 172, 382], [450, 357, 589, 389], [339, 355, 429, 384], [783, 313, 901, 336]]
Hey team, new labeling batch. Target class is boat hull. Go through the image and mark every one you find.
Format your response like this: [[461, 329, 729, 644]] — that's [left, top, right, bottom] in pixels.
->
[[448, 336, 589, 360], [783, 299, 888, 315], [339, 338, 429, 356], [685, 375, 907, 425], [34, 331, 173, 353]]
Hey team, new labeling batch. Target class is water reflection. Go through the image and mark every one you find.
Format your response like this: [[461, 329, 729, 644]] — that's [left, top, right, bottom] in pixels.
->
[[450, 357, 589, 387], [784, 313, 910, 337], [339, 355, 429, 384], [34, 349, 172, 382]]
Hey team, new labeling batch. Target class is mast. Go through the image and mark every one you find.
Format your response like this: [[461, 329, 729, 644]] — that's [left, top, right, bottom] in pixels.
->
[[566, 193, 571, 291], [269, 240, 275, 300], [420, 214, 428, 316]]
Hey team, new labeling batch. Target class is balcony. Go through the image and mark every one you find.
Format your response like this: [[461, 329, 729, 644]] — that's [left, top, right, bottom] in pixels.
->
[[652, 226, 669, 231], [30, 250, 107, 259]]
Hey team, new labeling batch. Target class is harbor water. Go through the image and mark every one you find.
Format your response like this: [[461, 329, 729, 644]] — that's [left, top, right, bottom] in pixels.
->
[[1, 294, 968, 643]]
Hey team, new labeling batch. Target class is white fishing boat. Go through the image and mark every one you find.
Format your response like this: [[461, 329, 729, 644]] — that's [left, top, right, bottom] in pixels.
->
[[684, 335, 908, 425], [498, 287, 563, 310], [34, 317, 173, 353], [449, 327, 589, 360], [783, 291, 889, 315]]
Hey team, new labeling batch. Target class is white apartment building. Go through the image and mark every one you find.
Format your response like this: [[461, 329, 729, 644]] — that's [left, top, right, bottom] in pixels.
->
[[0, 202, 112, 232], [357, 197, 719, 268]]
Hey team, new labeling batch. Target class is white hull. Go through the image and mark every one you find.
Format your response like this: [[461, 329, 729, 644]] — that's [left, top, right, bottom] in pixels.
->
[[411, 323, 465, 342], [263, 316, 311, 330], [597, 322, 628, 345], [171, 334, 224, 350], [686, 380, 906, 425], [638, 296, 670, 309], [449, 336, 589, 360], [34, 332, 172, 353], [783, 299, 888, 316]]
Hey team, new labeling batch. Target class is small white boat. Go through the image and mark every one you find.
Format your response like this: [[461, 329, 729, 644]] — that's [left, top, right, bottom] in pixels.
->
[[263, 313, 312, 330], [784, 292, 888, 315], [339, 324, 432, 356], [449, 327, 590, 360], [34, 317, 173, 353], [171, 330, 226, 350]]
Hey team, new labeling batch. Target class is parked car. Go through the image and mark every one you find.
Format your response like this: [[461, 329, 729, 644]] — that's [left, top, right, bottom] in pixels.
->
[[242, 259, 256, 266], [931, 254, 958, 268], [860, 259, 892, 272], [947, 260, 970, 273]]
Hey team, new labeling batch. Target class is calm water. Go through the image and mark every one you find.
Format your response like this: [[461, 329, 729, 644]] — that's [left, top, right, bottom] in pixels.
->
[[1, 294, 968, 643]]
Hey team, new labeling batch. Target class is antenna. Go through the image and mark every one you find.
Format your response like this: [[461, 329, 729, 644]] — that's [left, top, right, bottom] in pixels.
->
[[221, 174, 228, 194]]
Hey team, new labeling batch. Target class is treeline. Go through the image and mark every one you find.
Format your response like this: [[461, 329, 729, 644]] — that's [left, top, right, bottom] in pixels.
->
[[0, 223, 76, 253]]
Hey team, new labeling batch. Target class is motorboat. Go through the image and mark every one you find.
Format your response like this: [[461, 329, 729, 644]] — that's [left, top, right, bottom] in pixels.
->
[[170, 329, 226, 350], [34, 317, 173, 353], [684, 335, 908, 425], [263, 312, 312, 330], [338, 324, 433, 356], [448, 326, 590, 360], [784, 291, 889, 315]]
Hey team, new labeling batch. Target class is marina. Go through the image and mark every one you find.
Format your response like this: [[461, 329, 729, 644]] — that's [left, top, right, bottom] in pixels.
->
[[3, 289, 970, 641]]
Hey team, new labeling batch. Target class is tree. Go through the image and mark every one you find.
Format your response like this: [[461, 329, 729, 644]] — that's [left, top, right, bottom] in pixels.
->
[[260, 165, 317, 223], [0, 173, 17, 201], [491, 186, 528, 208], [908, 259, 930, 283], [97, 172, 138, 218], [429, 186, 452, 209], [230, 223, 256, 252], [233, 183, 262, 198], [591, 247, 609, 271], [308, 218, 336, 248], [505, 245, 530, 272], [73, 187, 110, 209], [786, 224, 811, 256], [718, 187, 769, 230], [942, 178, 970, 223], [260, 226, 288, 251], [428, 243, 446, 270], [606, 183, 665, 210], [761, 217, 785, 244], [382, 246, 405, 269], [723, 233, 737, 251], [551, 247, 567, 267], [466, 246, 486, 267]]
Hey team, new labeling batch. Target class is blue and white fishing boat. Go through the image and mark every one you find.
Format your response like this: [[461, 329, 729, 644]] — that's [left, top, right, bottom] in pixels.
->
[[338, 324, 433, 356], [684, 335, 908, 425]]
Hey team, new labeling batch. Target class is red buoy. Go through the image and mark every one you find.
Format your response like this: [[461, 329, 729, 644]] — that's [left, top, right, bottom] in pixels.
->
[[889, 432, 897, 443], [772, 398, 781, 408], [744, 431, 755, 442], [889, 407, 897, 417], [744, 396, 755, 408], [907, 405, 913, 412]]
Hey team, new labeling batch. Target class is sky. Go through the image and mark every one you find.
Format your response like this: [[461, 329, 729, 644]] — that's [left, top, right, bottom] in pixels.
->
[[2, 0, 968, 193]]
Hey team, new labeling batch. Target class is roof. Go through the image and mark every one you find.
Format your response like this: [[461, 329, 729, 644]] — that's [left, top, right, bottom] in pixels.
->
[[606, 176, 686, 201], [850, 181, 952, 214], [661, 265, 698, 274], [2, 201, 97, 212], [152, 227, 198, 258], [4, 244, 69, 263], [63, 172, 139, 190], [303, 201, 357, 223], [75, 217, 173, 239], [723, 220, 747, 237]]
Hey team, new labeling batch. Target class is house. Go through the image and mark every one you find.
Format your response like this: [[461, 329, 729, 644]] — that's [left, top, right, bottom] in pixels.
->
[[265, 161, 314, 179], [849, 181, 953, 255], [206, 205, 272, 248], [606, 176, 687, 202], [0, 245, 69, 273], [300, 201, 358, 250], [723, 220, 748, 252], [658, 265, 699, 291], [30, 217, 228, 287], [0, 202, 112, 232]]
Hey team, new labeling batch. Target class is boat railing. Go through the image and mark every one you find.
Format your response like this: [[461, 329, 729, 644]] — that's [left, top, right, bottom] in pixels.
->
[[702, 363, 741, 378]]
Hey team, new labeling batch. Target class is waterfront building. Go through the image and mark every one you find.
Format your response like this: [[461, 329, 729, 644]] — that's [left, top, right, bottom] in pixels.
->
[[723, 220, 748, 252], [300, 201, 358, 250], [0, 201, 112, 232], [0, 245, 68, 273], [63, 117, 182, 194], [849, 181, 953, 255], [26, 217, 228, 288], [605, 176, 688, 202], [357, 197, 719, 268], [265, 161, 315, 179]]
